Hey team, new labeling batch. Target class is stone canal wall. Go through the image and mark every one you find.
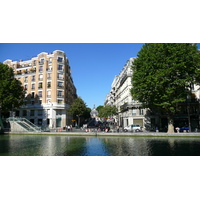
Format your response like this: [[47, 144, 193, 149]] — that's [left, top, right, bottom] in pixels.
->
[[5, 130, 200, 137]]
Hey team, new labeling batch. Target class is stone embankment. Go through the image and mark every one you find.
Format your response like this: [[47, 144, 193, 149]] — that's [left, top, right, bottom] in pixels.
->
[[6, 130, 200, 137]]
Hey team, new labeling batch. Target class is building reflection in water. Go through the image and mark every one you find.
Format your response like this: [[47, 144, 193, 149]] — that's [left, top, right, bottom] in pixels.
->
[[2, 135, 200, 156]]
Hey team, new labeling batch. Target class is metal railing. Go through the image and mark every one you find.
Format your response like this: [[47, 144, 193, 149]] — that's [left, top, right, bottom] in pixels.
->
[[8, 117, 41, 132]]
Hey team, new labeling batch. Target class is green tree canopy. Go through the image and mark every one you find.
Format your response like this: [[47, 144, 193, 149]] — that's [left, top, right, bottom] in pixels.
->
[[131, 43, 200, 133], [96, 105, 104, 113], [68, 97, 88, 127], [0, 63, 25, 113], [98, 105, 117, 118]]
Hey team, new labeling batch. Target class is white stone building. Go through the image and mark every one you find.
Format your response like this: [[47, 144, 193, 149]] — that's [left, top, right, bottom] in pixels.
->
[[105, 58, 147, 128]]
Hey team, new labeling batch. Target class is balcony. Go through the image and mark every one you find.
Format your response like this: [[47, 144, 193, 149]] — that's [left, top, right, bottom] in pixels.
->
[[57, 94, 64, 98], [46, 68, 52, 72], [120, 102, 143, 111], [29, 69, 36, 74], [57, 85, 64, 89], [39, 61, 44, 65]]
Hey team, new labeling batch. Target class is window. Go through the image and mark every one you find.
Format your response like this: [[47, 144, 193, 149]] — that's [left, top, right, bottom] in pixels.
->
[[58, 65, 63, 70], [32, 75, 35, 81], [30, 110, 35, 116], [47, 82, 51, 88], [31, 84, 35, 90], [57, 91, 63, 97], [58, 73, 63, 79], [38, 110, 43, 116], [58, 100, 63, 104], [38, 91, 42, 97], [23, 110, 27, 116], [47, 73, 51, 79], [58, 81, 63, 88], [47, 90, 51, 98], [39, 74, 43, 80], [133, 109, 137, 116], [38, 82, 43, 89], [24, 77, 28, 82], [57, 57, 63, 62], [139, 109, 144, 115], [24, 84, 28, 90], [39, 66, 43, 72], [40, 58, 44, 64]]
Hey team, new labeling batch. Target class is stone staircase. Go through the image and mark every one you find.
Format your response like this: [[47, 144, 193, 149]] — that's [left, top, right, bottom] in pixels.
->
[[7, 117, 41, 132]]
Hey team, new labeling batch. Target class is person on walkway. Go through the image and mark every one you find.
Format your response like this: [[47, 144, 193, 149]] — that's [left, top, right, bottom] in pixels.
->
[[176, 127, 180, 133], [116, 125, 119, 133]]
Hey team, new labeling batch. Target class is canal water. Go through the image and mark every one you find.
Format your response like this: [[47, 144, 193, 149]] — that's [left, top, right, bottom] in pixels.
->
[[1, 134, 200, 156]]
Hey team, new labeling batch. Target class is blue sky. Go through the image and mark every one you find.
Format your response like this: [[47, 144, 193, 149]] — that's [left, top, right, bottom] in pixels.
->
[[0, 43, 144, 109]]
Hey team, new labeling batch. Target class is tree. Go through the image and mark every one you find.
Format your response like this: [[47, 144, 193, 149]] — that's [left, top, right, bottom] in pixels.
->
[[131, 43, 200, 133], [68, 97, 88, 127], [0, 63, 26, 130], [98, 105, 117, 118], [96, 105, 104, 113]]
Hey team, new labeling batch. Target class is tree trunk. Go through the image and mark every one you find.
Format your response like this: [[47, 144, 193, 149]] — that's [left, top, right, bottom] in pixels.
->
[[167, 115, 174, 133], [78, 116, 80, 128]]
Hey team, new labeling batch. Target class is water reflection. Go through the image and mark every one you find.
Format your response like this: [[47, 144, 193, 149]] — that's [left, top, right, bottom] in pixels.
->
[[1, 135, 200, 156]]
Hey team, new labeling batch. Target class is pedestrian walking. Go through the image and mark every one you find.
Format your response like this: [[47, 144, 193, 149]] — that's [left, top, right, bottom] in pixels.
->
[[66, 125, 68, 132]]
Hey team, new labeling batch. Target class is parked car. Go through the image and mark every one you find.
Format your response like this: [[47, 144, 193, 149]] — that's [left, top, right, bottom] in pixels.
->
[[180, 126, 189, 132], [124, 124, 142, 132]]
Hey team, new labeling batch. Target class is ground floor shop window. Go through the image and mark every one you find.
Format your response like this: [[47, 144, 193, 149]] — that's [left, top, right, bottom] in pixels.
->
[[56, 118, 61, 127]]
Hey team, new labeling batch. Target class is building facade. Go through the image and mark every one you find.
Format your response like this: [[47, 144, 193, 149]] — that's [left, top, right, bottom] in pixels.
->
[[105, 57, 200, 132], [4, 50, 77, 129], [105, 58, 147, 128]]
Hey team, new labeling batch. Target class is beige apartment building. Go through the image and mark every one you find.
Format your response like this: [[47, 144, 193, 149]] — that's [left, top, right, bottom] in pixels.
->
[[4, 50, 77, 129]]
